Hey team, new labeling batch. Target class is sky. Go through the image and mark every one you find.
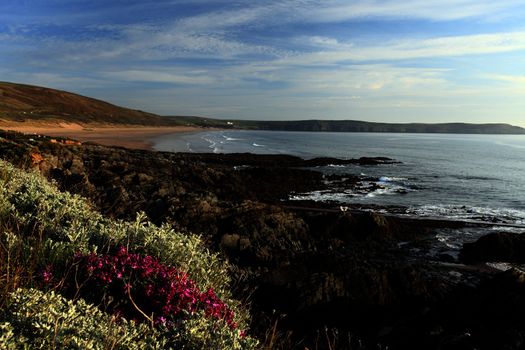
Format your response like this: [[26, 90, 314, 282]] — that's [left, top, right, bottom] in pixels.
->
[[1, 0, 525, 126]]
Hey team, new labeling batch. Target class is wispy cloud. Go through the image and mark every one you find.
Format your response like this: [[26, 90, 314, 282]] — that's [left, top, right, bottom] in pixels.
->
[[106, 69, 216, 85], [1, 0, 525, 124], [280, 31, 525, 66], [297, 0, 525, 22], [487, 73, 525, 84]]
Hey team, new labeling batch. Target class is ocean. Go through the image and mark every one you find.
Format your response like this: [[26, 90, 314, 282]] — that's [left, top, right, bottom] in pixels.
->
[[153, 130, 525, 248]]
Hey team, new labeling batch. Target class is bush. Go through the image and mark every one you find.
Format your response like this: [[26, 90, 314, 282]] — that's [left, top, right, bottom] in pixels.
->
[[0, 160, 258, 349], [58, 247, 238, 330], [0, 160, 230, 297], [1, 288, 168, 349]]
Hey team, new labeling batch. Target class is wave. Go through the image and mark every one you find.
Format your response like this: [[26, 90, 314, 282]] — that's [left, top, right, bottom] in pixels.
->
[[185, 142, 194, 152], [405, 204, 525, 225], [289, 190, 357, 202], [201, 136, 221, 154], [222, 135, 243, 141], [366, 186, 409, 198], [366, 176, 413, 197], [252, 143, 265, 147], [201, 136, 215, 147], [324, 164, 346, 168], [290, 175, 415, 202], [378, 176, 408, 182]]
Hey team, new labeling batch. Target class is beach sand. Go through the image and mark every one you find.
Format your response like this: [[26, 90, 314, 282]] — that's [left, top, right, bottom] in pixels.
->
[[0, 121, 204, 150]]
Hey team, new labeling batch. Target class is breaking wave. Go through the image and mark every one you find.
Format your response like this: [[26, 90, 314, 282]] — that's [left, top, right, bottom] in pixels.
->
[[405, 205, 525, 225], [290, 175, 415, 202]]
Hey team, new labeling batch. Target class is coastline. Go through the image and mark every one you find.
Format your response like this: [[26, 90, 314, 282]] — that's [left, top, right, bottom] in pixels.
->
[[2, 130, 525, 348], [0, 121, 206, 150]]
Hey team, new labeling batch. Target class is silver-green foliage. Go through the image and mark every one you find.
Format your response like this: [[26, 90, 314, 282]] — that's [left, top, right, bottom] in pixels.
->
[[176, 312, 260, 350], [1, 288, 168, 349], [0, 160, 258, 349], [1, 288, 258, 350], [0, 159, 229, 296]]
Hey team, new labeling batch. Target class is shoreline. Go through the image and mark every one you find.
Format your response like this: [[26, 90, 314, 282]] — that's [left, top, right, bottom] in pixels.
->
[[2, 130, 525, 348], [0, 121, 207, 150]]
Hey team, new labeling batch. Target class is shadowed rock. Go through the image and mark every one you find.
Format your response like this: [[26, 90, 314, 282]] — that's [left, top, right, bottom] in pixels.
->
[[460, 232, 525, 263]]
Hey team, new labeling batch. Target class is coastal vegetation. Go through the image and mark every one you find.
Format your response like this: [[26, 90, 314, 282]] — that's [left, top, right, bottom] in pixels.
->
[[0, 159, 257, 349]]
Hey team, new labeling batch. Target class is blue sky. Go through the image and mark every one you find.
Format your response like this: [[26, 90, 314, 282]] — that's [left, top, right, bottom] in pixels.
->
[[1, 0, 525, 126]]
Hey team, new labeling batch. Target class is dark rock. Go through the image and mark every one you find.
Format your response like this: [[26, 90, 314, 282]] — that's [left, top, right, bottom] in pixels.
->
[[221, 234, 241, 251], [460, 232, 525, 263], [304, 156, 399, 167], [437, 253, 456, 263]]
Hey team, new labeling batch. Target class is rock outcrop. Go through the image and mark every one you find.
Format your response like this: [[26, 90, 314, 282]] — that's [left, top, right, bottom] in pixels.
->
[[461, 232, 525, 263]]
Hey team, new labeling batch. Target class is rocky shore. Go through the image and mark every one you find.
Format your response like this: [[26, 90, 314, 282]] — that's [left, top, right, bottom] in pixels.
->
[[2, 130, 525, 349]]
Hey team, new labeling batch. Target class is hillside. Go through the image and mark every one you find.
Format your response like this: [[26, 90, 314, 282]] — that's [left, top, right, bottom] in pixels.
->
[[169, 116, 525, 134], [0, 81, 177, 126]]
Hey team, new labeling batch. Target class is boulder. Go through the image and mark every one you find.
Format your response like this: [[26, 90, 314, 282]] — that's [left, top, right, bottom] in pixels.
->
[[460, 232, 525, 263]]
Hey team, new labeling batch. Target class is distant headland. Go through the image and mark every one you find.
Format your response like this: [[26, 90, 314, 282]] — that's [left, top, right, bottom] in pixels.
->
[[168, 116, 525, 134]]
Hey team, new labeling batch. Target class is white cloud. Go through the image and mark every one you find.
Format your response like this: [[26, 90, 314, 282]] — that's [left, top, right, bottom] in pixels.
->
[[174, 5, 273, 31], [296, 0, 525, 23], [3, 0, 525, 124], [168, 0, 525, 30], [106, 69, 216, 85], [57, 1, 523, 65], [486, 73, 525, 84], [0, 71, 110, 90], [275, 31, 525, 67], [6, 1, 525, 67], [484, 74, 525, 94]]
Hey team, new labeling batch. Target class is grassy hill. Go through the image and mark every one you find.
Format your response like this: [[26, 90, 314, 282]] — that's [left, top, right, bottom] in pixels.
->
[[0, 81, 177, 126]]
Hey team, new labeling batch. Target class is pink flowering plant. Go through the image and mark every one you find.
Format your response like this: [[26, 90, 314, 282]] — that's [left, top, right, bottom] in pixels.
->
[[49, 247, 238, 331]]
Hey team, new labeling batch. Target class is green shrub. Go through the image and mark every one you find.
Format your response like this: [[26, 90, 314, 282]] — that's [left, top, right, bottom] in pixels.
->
[[1, 288, 168, 349], [0, 160, 258, 349], [1, 288, 258, 349], [0, 159, 230, 297]]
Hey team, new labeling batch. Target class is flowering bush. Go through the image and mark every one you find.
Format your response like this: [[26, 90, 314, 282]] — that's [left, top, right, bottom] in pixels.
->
[[58, 247, 238, 330], [0, 159, 231, 297], [0, 160, 258, 349]]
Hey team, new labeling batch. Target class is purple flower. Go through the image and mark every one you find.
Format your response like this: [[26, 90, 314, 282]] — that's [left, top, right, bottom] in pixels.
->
[[63, 247, 240, 331], [42, 265, 53, 284]]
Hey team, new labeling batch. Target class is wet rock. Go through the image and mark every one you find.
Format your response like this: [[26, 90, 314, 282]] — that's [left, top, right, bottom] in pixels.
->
[[437, 253, 456, 263], [304, 156, 399, 167]]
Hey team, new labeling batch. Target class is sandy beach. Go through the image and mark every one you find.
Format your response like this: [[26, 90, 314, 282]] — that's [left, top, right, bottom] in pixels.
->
[[0, 121, 205, 150]]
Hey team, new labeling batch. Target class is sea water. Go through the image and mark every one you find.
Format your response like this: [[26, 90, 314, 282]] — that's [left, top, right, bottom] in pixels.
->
[[153, 130, 525, 232]]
